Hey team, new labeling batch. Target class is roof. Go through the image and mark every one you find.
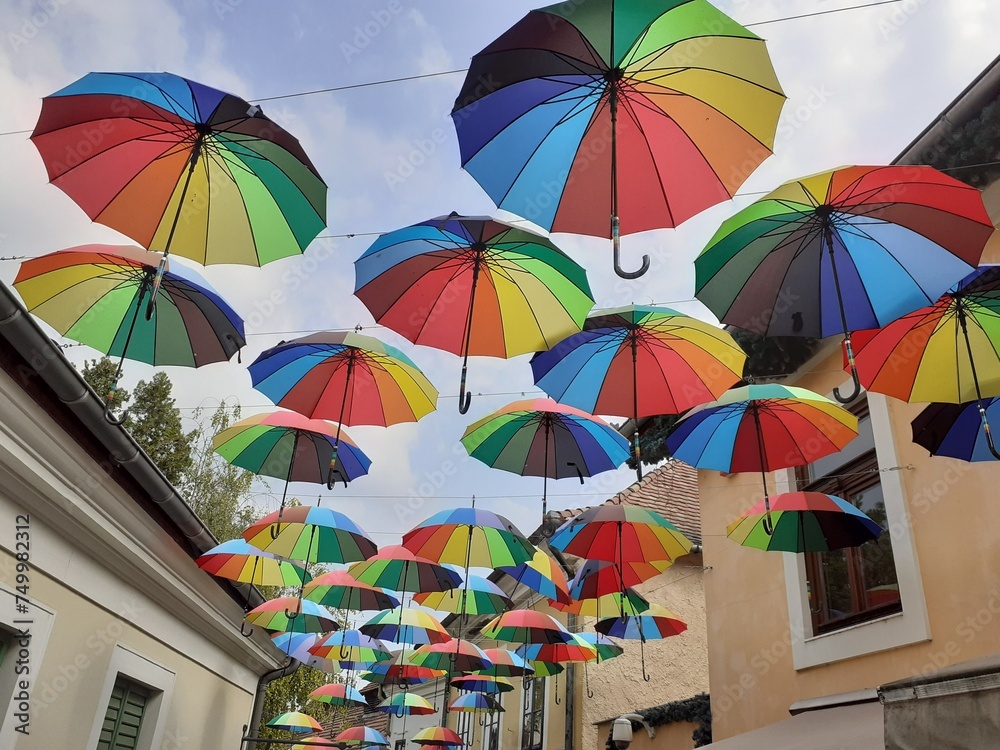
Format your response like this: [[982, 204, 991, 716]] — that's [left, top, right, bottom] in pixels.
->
[[701, 699, 883, 749], [316, 683, 389, 742], [551, 459, 702, 545]]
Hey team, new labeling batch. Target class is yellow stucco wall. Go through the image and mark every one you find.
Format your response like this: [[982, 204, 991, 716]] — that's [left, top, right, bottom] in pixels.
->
[[595, 718, 699, 750], [702, 346, 1000, 740], [0, 547, 255, 748]]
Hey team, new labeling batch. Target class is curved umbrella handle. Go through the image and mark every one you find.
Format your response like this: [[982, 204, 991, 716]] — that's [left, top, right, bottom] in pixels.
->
[[327, 468, 347, 491], [640, 634, 651, 682], [567, 462, 585, 485], [103, 394, 125, 426], [977, 402, 1000, 460], [144, 256, 167, 321], [269, 523, 281, 540], [339, 641, 351, 661], [614, 249, 651, 280], [284, 607, 299, 620], [458, 369, 472, 414], [834, 366, 862, 404], [240, 620, 254, 638], [585, 660, 594, 699], [553, 672, 560, 705]]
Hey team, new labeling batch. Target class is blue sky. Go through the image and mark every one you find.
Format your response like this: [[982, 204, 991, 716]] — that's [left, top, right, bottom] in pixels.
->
[[1, 0, 999, 546]]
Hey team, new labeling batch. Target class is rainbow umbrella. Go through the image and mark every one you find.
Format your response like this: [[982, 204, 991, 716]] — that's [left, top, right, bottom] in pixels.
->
[[549, 505, 692, 566], [553, 589, 649, 619], [726, 492, 883, 553], [355, 214, 594, 412], [852, 267, 1000, 457], [402, 509, 535, 570], [410, 640, 493, 673], [528, 661, 564, 678], [595, 603, 687, 681], [451, 1, 784, 279], [497, 549, 571, 605], [481, 609, 573, 646], [450, 675, 514, 694], [266, 711, 322, 734], [576, 633, 623, 662], [410, 727, 464, 747], [360, 608, 452, 646], [696, 165, 992, 402], [14, 245, 244, 420], [531, 306, 746, 480], [448, 693, 504, 713], [308, 631, 392, 665], [292, 737, 338, 749], [310, 683, 367, 708], [666, 384, 858, 532], [349, 545, 462, 595], [412, 571, 510, 616], [377, 692, 436, 717], [245, 597, 338, 634], [360, 648, 448, 686], [213, 412, 371, 511], [243, 506, 377, 564], [304, 570, 400, 613], [461, 398, 630, 523], [912, 397, 1000, 462], [336, 727, 391, 746], [271, 632, 321, 663], [568, 558, 671, 599], [32, 72, 326, 267], [474, 648, 534, 678], [515, 632, 597, 665]]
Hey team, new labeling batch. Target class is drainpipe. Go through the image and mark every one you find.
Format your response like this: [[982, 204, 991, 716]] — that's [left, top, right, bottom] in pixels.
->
[[244, 659, 302, 750]]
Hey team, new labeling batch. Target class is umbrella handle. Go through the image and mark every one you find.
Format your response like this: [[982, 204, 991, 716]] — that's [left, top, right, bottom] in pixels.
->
[[240, 620, 254, 638], [144, 256, 167, 321], [612, 222, 650, 280], [834, 365, 862, 404], [285, 607, 299, 620], [762, 511, 774, 536], [977, 403, 1000, 461], [567, 462, 584, 485], [327, 468, 347, 491], [585, 660, 594, 699], [459, 373, 472, 414], [339, 641, 351, 661], [553, 672, 560, 705], [103, 391, 125, 425], [640, 635, 651, 682]]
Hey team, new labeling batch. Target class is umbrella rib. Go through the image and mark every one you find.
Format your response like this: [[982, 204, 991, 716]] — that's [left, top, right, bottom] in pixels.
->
[[614, 90, 678, 227], [405, 250, 479, 346]]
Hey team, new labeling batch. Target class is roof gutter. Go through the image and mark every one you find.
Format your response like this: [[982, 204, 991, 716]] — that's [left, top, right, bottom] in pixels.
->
[[0, 281, 264, 610]]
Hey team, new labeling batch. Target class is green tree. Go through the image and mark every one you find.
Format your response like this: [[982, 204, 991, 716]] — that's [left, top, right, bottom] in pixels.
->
[[177, 402, 257, 542], [258, 666, 346, 742], [81, 357, 130, 413], [126, 372, 194, 485]]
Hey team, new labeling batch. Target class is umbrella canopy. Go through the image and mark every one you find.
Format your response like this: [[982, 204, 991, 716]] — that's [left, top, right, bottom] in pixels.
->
[[303, 570, 400, 612], [497, 549, 571, 605], [410, 640, 494, 673], [245, 597, 339, 634], [549, 505, 692, 565], [348, 545, 463, 594], [213, 411, 371, 487], [360, 607, 452, 646], [355, 214, 594, 412], [243, 506, 377, 564], [32, 72, 326, 266], [481, 609, 573, 645], [726, 492, 882, 552], [568, 558, 671, 599], [377, 692, 436, 716], [412, 572, 510, 616], [249, 331, 438, 425], [575, 632, 624, 662], [410, 727, 464, 746], [461, 398, 630, 520], [14, 245, 245, 366], [912, 398, 1000, 462], [266, 711, 322, 734], [448, 693, 504, 713], [271, 632, 321, 663], [450, 675, 515, 694], [360, 648, 448, 685], [309, 683, 367, 708], [451, 0, 784, 278], [292, 739, 338, 750], [402, 508, 535, 570], [196, 539, 309, 588], [308, 631, 392, 665], [596, 603, 687, 640], [516, 633, 598, 664], [696, 165, 992, 402], [474, 648, 534, 678], [553, 589, 650, 619], [528, 661, 564, 678], [336, 727, 391, 746], [531, 306, 746, 479]]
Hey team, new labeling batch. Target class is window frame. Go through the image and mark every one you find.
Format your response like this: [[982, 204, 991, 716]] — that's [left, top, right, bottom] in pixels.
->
[[780, 388, 930, 670], [520, 675, 545, 750], [0, 582, 55, 748], [481, 695, 503, 750]]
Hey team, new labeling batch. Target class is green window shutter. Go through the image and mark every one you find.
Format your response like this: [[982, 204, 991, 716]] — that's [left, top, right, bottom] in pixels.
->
[[97, 678, 149, 750]]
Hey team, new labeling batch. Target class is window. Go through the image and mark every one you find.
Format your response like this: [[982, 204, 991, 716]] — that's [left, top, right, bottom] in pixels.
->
[[482, 697, 501, 750], [395, 740, 406, 750], [797, 402, 902, 634], [97, 677, 149, 750], [521, 676, 544, 750], [456, 706, 475, 747]]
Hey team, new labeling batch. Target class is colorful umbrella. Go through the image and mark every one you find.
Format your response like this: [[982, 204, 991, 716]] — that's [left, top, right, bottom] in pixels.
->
[[360, 648, 448, 686], [266, 711, 322, 733], [377, 692, 436, 717], [595, 602, 687, 680], [666, 384, 859, 531], [14, 245, 244, 420], [451, 0, 784, 278], [528, 661, 564, 678], [213, 412, 371, 511], [410, 727, 464, 747], [335, 727, 391, 746], [410, 640, 494, 673], [245, 597, 339, 634], [461, 398, 630, 522], [349, 545, 463, 594], [552, 589, 650, 619], [481, 609, 573, 646], [355, 214, 594, 412], [249, 331, 438, 487], [474, 648, 534, 678], [549, 505, 692, 566], [309, 683, 367, 708], [695, 165, 992, 402], [497, 549, 571, 605], [402, 508, 535, 570], [530, 305, 746, 479], [568, 558, 671, 600], [412, 572, 510, 616], [515, 633, 598, 664], [912, 398, 1000, 462], [448, 693, 504, 713], [576, 632, 623, 662], [303, 570, 400, 613], [450, 675, 515, 694], [308, 631, 392, 665], [271, 632, 321, 663], [852, 266, 1000, 457], [726, 492, 882, 552], [244, 506, 377, 564], [32, 71, 326, 267], [292, 737, 338, 749], [360, 607, 452, 646]]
